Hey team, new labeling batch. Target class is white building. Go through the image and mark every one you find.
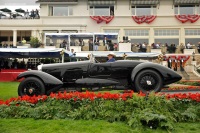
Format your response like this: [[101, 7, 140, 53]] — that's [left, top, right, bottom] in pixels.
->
[[0, 0, 200, 49]]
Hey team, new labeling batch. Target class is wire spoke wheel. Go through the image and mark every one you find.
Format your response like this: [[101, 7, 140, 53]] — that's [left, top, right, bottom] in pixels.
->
[[18, 77, 45, 96], [139, 74, 157, 91], [134, 70, 163, 93], [23, 81, 41, 96]]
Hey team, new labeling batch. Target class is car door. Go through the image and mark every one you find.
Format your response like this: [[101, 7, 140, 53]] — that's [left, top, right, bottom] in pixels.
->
[[110, 61, 134, 79], [62, 62, 90, 82], [89, 63, 112, 78]]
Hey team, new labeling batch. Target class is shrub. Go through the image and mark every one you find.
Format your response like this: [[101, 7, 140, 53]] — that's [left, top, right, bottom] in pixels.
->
[[0, 91, 199, 131], [30, 36, 41, 48]]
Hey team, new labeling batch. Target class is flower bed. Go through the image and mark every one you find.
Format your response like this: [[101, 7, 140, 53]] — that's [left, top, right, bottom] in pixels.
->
[[1, 91, 199, 105], [163, 86, 200, 91], [0, 91, 200, 131]]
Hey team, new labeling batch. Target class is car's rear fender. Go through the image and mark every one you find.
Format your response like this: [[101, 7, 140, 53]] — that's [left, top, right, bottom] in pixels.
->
[[17, 70, 63, 86]]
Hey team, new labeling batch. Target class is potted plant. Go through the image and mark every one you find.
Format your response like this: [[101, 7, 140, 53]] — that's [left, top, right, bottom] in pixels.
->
[[30, 36, 41, 48]]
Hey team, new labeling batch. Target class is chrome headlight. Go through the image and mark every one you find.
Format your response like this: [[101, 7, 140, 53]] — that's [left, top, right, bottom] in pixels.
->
[[37, 64, 43, 71]]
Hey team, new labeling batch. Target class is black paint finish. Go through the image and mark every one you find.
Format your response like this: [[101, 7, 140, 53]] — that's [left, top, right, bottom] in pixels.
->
[[17, 60, 182, 94]]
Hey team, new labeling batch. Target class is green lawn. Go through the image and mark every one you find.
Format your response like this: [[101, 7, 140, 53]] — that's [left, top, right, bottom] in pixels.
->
[[0, 82, 19, 100], [0, 119, 199, 133], [0, 82, 200, 133], [0, 82, 120, 100]]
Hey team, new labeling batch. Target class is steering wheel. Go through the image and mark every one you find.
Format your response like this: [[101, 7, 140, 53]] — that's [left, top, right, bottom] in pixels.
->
[[95, 59, 100, 63]]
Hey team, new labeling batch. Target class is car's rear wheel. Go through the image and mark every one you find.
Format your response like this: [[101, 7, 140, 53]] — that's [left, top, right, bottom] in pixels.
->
[[134, 70, 163, 93], [18, 77, 45, 96]]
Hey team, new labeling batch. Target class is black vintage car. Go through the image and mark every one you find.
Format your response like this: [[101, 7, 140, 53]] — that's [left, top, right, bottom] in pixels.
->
[[17, 58, 182, 96]]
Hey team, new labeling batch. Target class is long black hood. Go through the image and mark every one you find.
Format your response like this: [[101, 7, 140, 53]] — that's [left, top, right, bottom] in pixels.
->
[[42, 61, 90, 71], [41, 61, 91, 79]]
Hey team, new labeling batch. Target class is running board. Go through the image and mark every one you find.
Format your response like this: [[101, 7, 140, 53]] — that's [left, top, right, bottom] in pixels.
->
[[47, 85, 63, 95]]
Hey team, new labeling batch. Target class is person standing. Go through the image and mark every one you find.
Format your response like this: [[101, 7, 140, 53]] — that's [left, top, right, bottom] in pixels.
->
[[155, 43, 160, 49], [94, 36, 99, 51], [60, 40, 69, 50], [66, 40, 69, 51], [103, 36, 109, 51], [71, 49, 75, 54], [9, 12, 12, 19], [70, 49, 77, 62], [180, 57, 184, 71], [180, 43, 185, 53], [79, 38, 84, 51], [197, 42, 200, 53], [25, 9, 29, 19], [167, 57, 172, 69], [35, 9, 40, 19], [0, 12, 2, 19], [114, 43, 118, 51], [0, 59, 4, 69], [70, 38, 75, 46], [8, 59, 12, 69], [79, 38, 84, 46], [141, 42, 147, 52], [186, 42, 192, 49], [3, 42, 8, 48], [71, 49, 76, 56], [109, 41, 114, 51], [173, 57, 177, 71], [88, 38, 93, 51], [31, 9, 34, 19], [151, 43, 155, 49], [172, 44, 176, 53]]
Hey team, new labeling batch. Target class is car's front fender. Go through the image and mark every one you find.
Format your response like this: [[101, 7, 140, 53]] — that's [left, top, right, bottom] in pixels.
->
[[17, 70, 63, 85]]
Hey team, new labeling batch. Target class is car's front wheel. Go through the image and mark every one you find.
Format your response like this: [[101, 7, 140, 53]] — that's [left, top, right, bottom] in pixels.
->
[[18, 77, 45, 96], [134, 70, 163, 93]]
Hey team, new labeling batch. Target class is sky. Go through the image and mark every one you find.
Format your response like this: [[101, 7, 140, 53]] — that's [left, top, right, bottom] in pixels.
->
[[0, 0, 39, 12]]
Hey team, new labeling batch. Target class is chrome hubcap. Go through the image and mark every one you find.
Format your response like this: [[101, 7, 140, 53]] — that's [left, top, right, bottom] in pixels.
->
[[146, 80, 152, 85], [28, 88, 34, 94]]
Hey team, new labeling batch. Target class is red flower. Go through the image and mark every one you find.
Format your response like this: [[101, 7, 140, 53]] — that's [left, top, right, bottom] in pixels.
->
[[138, 91, 146, 97], [0, 100, 5, 105], [122, 97, 127, 101], [74, 98, 77, 102], [1, 91, 199, 106]]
